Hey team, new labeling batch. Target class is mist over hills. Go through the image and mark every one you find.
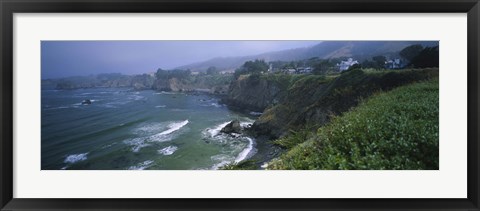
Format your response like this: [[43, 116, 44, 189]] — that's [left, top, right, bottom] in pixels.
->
[[177, 41, 438, 72]]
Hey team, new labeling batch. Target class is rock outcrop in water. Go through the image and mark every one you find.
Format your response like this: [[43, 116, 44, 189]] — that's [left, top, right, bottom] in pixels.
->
[[220, 120, 242, 135], [81, 99, 92, 105]]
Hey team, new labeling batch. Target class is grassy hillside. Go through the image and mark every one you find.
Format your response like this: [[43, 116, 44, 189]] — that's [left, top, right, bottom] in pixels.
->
[[252, 68, 438, 138], [268, 79, 439, 170]]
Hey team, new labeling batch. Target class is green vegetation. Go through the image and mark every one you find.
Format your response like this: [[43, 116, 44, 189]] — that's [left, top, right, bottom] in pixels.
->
[[220, 160, 258, 170], [400, 44, 425, 61], [410, 46, 439, 68], [153, 67, 233, 93], [234, 60, 269, 79], [268, 79, 439, 170], [206, 66, 219, 75], [273, 127, 314, 150], [192, 74, 233, 87], [155, 68, 192, 79]]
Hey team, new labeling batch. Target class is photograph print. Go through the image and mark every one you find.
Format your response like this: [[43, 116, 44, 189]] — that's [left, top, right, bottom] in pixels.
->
[[41, 40, 439, 170]]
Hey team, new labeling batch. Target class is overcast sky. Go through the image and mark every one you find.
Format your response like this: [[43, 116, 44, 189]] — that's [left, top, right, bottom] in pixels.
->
[[41, 41, 320, 79]]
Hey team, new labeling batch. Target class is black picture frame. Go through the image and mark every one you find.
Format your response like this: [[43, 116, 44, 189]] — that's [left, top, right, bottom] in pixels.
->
[[1, 0, 479, 210]]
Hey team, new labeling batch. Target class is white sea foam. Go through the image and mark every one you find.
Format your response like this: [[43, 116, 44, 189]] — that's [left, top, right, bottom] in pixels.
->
[[133, 122, 168, 135], [210, 154, 234, 170], [128, 160, 154, 170], [126, 120, 189, 152], [101, 142, 117, 149], [261, 162, 269, 169], [124, 138, 151, 152], [235, 137, 255, 163], [156, 120, 189, 136], [249, 111, 263, 116], [158, 146, 178, 155], [211, 103, 222, 108], [211, 160, 231, 170], [161, 91, 175, 95], [155, 105, 167, 108], [130, 95, 145, 101], [204, 121, 231, 138], [64, 153, 89, 164]]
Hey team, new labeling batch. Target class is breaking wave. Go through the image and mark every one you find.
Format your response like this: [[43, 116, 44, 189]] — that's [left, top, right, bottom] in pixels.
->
[[128, 160, 154, 170], [156, 120, 189, 136], [158, 146, 178, 155], [125, 120, 189, 152], [204, 121, 231, 138], [64, 153, 88, 164]]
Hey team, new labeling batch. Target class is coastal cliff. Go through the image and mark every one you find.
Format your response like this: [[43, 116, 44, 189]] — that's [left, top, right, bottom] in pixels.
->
[[223, 68, 439, 139], [221, 74, 295, 112], [153, 74, 231, 95]]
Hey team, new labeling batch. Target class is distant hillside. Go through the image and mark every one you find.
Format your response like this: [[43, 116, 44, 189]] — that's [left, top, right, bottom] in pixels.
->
[[177, 41, 438, 72]]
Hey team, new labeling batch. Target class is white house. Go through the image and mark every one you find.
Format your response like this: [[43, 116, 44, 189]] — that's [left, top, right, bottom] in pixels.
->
[[385, 58, 404, 69], [267, 63, 273, 72], [337, 58, 359, 71]]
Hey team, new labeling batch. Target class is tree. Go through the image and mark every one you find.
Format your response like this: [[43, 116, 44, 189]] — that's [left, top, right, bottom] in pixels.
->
[[234, 60, 268, 79], [348, 63, 362, 70], [409, 46, 439, 68], [206, 66, 219, 75], [372, 56, 387, 68], [361, 60, 377, 69], [155, 68, 191, 80], [312, 60, 331, 75], [399, 44, 424, 61], [155, 68, 169, 79]]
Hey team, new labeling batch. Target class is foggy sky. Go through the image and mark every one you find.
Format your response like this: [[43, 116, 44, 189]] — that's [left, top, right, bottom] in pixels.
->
[[41, 41, 320, 79]]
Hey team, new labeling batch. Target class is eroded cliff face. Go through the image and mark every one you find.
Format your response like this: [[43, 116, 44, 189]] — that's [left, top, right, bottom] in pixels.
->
[[153, 77, 230, 94], [222, 74, 290, 112], [225, 69, 439, 139]]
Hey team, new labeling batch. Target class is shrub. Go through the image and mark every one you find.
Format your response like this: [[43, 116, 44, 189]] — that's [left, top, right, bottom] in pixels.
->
[[269, 79, 439, 170]]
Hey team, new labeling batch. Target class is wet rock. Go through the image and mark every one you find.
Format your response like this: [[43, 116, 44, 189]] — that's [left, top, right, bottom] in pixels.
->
[[220, 120, 242, 134], [81, 99, 92, 105]]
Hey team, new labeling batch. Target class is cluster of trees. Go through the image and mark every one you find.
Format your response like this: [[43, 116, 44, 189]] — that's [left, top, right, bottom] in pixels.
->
[[206, 66, 220, 75], [234, 59, 269, 79], [311, 58, 341, 75], [408, 46, 439, 68], [269, 58, 340, 75], [361, 56, 387, 69], [155, 68, 191, 80], [361, 44, 439, 69]]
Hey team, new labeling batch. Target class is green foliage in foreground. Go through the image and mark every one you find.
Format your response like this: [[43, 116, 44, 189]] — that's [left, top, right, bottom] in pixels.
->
[[220, 160, 258, 170], [273, 127, 315, 150], [268, 79, 439, 170]]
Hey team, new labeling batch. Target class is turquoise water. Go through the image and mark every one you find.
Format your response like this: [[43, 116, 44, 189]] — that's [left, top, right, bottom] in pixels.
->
[[41, 88, 255, 170]]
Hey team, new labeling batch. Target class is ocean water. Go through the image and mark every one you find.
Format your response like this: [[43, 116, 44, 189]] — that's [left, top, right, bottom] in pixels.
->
[[41, 88, 256, 170]]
